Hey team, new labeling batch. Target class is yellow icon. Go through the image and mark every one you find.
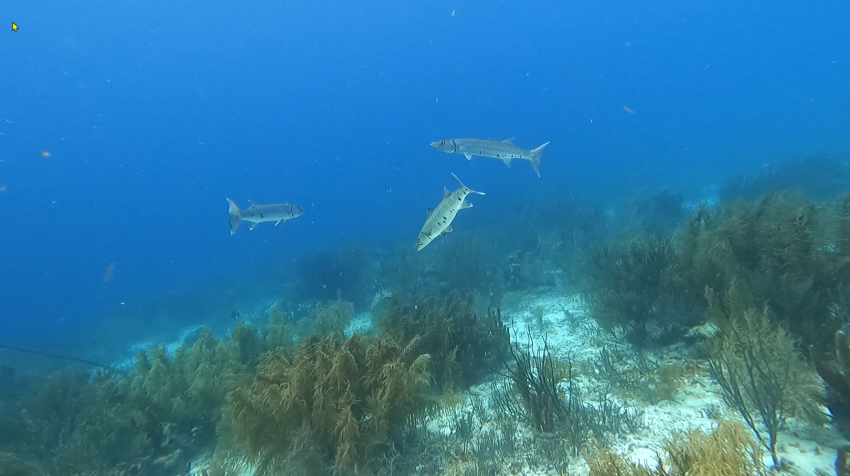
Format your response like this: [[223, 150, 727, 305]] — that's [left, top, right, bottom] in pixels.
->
[[12, 22, 18, 31]]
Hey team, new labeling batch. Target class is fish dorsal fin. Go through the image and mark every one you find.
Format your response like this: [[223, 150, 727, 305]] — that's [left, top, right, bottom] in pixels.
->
[[502, 137, 515, 145], [443, 187, 451, 198], [427, 207, 433, 216], [445, 225, 453, 233], [248, 201, 257, 209], [462, 200, 473, 209]]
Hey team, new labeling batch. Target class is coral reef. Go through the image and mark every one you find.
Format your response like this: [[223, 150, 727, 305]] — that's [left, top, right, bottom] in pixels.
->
[[811, 327, 850, 440], [380, 292, 510, 390], [581, 235, 705, 347], [584, 191, 850, 351], [0, 324, 276, 476], [493, 335, 644, 456], [380, 234, 496, 303], [719, 154, 850, 202], [225, 333, 433, 475], [587, 420, 767, 476], [705, 284, 824, 466], [677, 193, 850, 351], [618, 189, 687, 238], [308, 300, 354, 338]]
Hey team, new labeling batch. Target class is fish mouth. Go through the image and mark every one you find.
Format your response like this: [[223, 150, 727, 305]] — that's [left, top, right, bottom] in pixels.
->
[[429, 142, 440, 149]]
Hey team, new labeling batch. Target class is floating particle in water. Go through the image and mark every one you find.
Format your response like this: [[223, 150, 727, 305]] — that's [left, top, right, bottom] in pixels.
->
[[103, 263, 117, 282], [41, 151, 50, 157], [623, 106, 634, 114]]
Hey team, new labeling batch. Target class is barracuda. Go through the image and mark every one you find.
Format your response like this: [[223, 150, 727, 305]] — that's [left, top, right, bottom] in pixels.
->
[[226, 198, 304, 235], [430, 138, 550, 177], [415, 173, 484, 251]]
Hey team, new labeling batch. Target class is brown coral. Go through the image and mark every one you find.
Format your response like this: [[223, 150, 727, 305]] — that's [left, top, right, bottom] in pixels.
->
[[226, 333, 434, 476]]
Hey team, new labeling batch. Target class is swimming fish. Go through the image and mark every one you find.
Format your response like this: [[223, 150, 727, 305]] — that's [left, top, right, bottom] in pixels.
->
[[430, 138, 550, 177], [226, 198, 304, 235], [416, 173, 484, 251]]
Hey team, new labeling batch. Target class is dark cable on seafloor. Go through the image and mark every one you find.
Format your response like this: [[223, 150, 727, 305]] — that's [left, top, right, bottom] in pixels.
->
[[0, 344, 128, 374]]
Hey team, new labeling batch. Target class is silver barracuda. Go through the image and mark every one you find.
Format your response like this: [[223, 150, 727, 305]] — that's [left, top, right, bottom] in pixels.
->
[[430, 138, 550, 177], [415, 173, 484, 251], [226, 198, 304, 235]]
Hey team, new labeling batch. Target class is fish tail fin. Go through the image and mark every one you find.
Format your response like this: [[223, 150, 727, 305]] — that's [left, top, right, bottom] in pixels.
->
[[451, 172, 485, 195], [227, 198, 242, 235], [529, 141, 550, 177]]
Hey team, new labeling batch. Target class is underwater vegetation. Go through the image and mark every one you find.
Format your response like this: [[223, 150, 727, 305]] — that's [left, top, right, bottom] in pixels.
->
[[583, 191, 850, 351], [720, 154, 850, 203], [493, 334, 645, 457], [617, 189, 688, 238], [295, 242, 377, 308], [705, 284, 823, 466], [581, 235, 705, 347], [812, 326, 850, 441], [0, 322, 293, 476], [489, 196, 608, 291], [379, 234, 497, 305], [588, 420, 767, 476], [380, 292, 510, 390], [308, 300, 355, 338], [224, 333, 433, 476]]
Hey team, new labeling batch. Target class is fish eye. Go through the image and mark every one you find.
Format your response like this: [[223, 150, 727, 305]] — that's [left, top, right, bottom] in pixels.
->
[[440, 141, 445, 145]]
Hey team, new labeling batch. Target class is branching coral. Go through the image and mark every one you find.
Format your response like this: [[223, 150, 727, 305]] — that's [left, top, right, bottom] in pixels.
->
[[380, 292, 510, 389], [581, 235, 705, 347], [309, 300, 354, 338], [0, 325, 263, 476], [677, 192, 847, 352], [705, 284, 823, 466], [494, 335, 644, 456], [226, 333, 434, 476], [588, 420, 767, 476]]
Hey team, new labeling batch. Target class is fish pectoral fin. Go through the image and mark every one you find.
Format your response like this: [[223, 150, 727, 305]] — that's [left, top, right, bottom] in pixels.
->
[[462, 200, 473, 209], [427, 207, 434, 216], [502, 137, 515, 145], [445, 226, 453, 233], [275, 219, 284, 226], [443, 187, 451, 198], [463, 153, 473, 160]]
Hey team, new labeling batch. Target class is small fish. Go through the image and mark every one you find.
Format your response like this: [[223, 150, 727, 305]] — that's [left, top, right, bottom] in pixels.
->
[[226, 198, 304, 235], [430, 138, 550, 177], [416, 173, 484, 251]]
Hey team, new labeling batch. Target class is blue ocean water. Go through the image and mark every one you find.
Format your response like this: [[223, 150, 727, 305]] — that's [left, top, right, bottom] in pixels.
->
[[1, 0, 848, 357]]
